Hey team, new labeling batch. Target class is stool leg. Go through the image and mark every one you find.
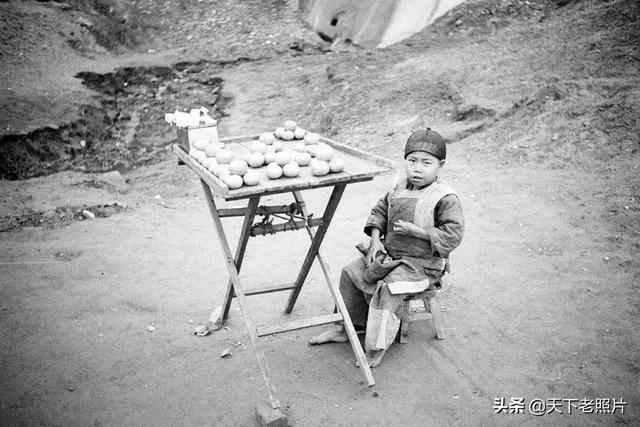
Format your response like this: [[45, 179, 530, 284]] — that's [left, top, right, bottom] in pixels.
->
[[425, 296, 445, 340], [399, 304, 409, 344], [399, 321, 409, 344]]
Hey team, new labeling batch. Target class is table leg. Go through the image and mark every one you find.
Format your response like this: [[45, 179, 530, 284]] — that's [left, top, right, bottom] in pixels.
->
[[291, 189, 375, 386], [201, 182, 281, 409], [201, 181, 260, 330], [285, 184, 346, 313]]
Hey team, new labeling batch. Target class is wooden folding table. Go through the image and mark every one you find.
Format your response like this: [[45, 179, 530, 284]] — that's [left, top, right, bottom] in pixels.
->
[[174, 133, 394, 410]]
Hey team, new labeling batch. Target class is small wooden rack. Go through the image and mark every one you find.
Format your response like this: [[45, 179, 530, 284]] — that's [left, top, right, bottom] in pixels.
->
[[175, 133, 395, 409]]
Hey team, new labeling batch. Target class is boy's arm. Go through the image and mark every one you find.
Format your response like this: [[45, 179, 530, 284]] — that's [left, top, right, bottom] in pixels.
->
[[366, 227, 386, 265], [363, 193, 388, 237], [425, 194, 465, 258], [362, 193, 389, 266]]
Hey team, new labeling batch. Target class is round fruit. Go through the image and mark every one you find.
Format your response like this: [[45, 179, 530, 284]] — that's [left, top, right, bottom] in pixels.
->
[[264, 151, 276, 164], [304, 132, 320, 145], [283, 120, 297, 132], [265, 145, 275, 153], [329, 158, 345, 173], [247, 152, 265, 168], [213, 164, 231, 178], [250, 141, 267, 154], [266, 163, 283, 179], [243, 170, 260, 186], [192, 138, 209, 150], [207, 159, 219, 173], [281, 130, 294, 141], [274, 151, 293, 166], [259, 132, 276, 145], [305, 145, 317, 157], [193, 150, 207, 162], [201, 157, 214, 169], [215, 149, 235, 164], [283, 161, 300, 178], [273, 141, 284, 152], [204, 143, 221, 157], [294, 141, 306, 152], [315, 144, 334, 162], [295, 152, 312, 166], [229, 159, 249, 176], [311, 160, 330, 176], [224, 174, 243, 189], [293, 127, 306, 139], [274, 127, 285, 138]]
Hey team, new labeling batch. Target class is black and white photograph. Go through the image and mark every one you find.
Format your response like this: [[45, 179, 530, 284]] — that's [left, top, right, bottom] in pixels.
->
[[1, 0, 638, 425]]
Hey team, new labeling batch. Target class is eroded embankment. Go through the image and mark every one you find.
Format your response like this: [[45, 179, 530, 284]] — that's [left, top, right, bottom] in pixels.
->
[[0, 61, 228, 180]]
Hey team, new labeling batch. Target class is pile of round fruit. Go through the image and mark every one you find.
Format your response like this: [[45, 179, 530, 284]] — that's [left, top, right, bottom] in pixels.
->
[[187, 120, 345, 190]]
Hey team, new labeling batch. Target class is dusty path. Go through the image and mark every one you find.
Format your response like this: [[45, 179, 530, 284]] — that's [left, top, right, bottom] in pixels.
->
[[1, 144, 637, 426]]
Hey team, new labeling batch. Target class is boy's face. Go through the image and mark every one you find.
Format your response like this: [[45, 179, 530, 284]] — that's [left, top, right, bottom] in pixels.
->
[[405, 151, 444, 189]]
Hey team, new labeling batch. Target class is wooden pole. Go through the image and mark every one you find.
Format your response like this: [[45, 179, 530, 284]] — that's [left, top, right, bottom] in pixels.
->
[[291, 190, 375, 386], [202, 181, 260, 329], [202, 182, 281, 409], [284, 184, 346, 314]]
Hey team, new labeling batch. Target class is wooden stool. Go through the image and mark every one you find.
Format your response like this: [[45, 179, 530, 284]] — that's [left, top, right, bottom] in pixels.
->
[[398, 289, 445, 343]]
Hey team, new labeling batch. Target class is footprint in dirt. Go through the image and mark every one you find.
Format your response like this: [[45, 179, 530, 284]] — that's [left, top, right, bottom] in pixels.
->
[[124, 301, 158, 313], [532, 244, 564, 256], [52, 249, 83, 262]]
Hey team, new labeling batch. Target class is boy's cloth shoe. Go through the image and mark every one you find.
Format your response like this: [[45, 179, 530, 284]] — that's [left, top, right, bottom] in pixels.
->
[[355, 240, 443, 293], [386, 278, 430, 295], [363, 255, 401, 283], [356, 240, 423, 285]]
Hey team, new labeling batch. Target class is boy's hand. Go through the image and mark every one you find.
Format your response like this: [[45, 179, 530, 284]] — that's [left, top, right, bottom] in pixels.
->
[[393, 220, 424, 237], [365, 237, 386, 266]]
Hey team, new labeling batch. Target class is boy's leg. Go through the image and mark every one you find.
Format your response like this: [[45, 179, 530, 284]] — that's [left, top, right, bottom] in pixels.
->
[[365, 349, 387, 368], [362, 282, 403, 368], [364, 268, 446, 367], [308, 324, 348, 344], [309, 257, 368, 344], [356, 348, 387, 368]]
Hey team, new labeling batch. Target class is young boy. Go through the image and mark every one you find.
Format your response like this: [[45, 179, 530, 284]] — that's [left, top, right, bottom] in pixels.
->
[[309, 128, 465, 367]]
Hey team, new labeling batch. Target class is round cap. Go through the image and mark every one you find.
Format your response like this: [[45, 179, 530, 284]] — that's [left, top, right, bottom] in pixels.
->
[[404, 129, 446, 160]]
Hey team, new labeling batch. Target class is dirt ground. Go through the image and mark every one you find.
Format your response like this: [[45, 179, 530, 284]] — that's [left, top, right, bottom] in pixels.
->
[[1, 0, 639, 425]]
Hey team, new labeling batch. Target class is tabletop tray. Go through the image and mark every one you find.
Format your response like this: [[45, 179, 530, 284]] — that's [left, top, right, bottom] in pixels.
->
[[174, 133, 396, 201]]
